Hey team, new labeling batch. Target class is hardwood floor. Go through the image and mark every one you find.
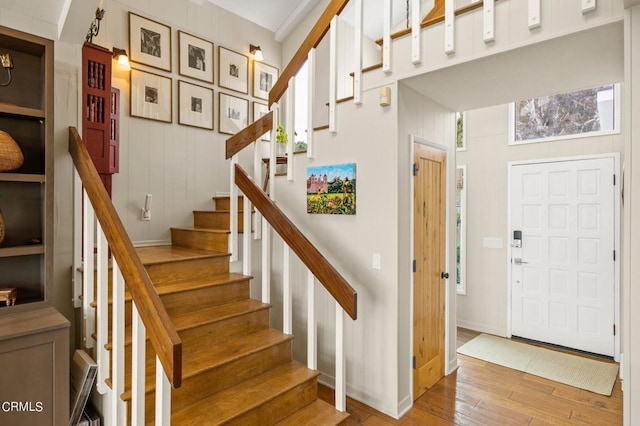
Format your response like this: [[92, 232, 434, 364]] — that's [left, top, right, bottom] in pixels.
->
[[319, 328, 623, 425]]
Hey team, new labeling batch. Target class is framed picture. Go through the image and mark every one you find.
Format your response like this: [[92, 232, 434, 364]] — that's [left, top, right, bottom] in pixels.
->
[[129, 13, 172, 71], [130, 68, 172, 123], [253, 62, 279, 100], [178, 80, 213, 129], [253, 102, 270, 141], [219, 92, 248, 135], [218, 46, 248, 94], [178, 31, 214, 83], [307, 163, 357, 215]]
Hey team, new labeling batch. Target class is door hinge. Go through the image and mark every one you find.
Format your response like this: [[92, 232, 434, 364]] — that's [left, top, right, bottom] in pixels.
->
[[413, 163, 419, 176], [412, 259, 416, 273], [614, 324, 616, 336], [613, 174, 616, 185], [413, 355, 416, 369], [614, 250, 616, 261]]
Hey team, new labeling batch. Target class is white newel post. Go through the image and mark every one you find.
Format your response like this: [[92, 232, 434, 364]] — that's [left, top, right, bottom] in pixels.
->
[[382, 0, 392, 73], [286, 76, 295, 180], [72, 169, 83, 308], [412, 0, 421, 64], [444, 0, 455, 54], [483, 0, 495, 43]]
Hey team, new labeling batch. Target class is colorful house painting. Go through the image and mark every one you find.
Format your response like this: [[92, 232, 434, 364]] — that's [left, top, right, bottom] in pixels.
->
[[306, 163, 356, 215]]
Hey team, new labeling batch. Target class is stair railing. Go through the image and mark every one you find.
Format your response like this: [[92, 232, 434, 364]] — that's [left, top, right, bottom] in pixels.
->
[[225, 0, 355, 411], [69, 127, 181, 426]]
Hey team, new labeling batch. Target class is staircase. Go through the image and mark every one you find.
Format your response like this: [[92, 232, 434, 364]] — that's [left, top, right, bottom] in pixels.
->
[[108, 196, 349, 424]]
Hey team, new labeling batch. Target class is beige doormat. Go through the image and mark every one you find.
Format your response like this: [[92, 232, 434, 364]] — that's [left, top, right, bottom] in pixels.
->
[[457, 333, 619, 396]]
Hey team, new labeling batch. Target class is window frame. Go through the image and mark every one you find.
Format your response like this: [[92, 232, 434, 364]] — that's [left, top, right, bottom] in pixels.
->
[[507, 84, 621, 146]]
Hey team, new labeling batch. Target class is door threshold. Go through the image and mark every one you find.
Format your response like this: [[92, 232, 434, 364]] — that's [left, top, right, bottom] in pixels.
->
[[511, 335, 615, 362]]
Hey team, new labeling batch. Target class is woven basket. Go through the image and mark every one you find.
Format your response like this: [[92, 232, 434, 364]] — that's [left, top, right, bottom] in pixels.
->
[[0, 130, 24, 172]]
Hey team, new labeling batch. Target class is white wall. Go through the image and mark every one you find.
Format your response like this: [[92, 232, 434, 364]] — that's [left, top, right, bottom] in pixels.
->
[[456, 103, 624, 336], [270, 86, 400, 417]]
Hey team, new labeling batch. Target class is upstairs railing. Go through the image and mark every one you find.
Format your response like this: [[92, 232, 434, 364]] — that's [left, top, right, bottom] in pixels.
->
[[69, 127, 181, 426]]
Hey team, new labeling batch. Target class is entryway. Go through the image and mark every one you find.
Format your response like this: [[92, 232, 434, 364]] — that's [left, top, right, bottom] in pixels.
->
[[509, 154, 620, 358]]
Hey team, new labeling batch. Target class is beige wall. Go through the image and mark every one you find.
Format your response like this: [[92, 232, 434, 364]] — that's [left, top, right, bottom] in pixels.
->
[[456, 103, 624, 336]]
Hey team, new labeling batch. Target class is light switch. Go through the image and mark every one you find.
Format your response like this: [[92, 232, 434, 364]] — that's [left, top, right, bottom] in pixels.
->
[[372, 253, 381, 270]]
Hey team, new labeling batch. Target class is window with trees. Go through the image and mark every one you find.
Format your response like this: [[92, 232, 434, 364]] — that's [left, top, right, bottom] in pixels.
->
[[456, 165, 466, 295], [508, 84, 619, 145], [456, 111, 466, 151]]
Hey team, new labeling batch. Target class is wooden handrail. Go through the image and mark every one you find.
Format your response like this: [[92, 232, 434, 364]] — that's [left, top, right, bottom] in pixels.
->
[[68, 127, 182, 388], [226, 111, 273, 159], [268, 0, 350, 106], [235, 164, 357, 320]]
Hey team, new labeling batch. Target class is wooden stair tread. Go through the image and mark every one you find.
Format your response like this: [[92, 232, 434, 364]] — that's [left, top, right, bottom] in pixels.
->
[[171, 227, 230, 234], [102, 299, 268, 349], [170, 361, 318, 425], [136, 245, 228, 265], [275, 400, 350, 425], [122, 328, 292, 400], [90, 273, 251, 309]]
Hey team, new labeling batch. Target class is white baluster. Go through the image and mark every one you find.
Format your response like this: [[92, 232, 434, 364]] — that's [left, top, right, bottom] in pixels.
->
[[286, 76, 295, 180], [230, 154, 239, 261], [307, 271, 317, 370], [582, 0, 596, 14], [242, 195, 252, 276], [111, 260, 126, 425], [483, 0, 495, 43], [131, 302, 146, 426], [253, 140, 262, 239], [96, 223, 109, 395], [382, 0, 392, 73], [262, 217, 271, 304], [269, 105, 279, 198], [411, 0, 421, 64], [528, 0, 541, 30], [283, 245, 292, 335], [307, 49, 316, 158], [329, 16, 338, 133], [155, 356, 171, 426], [82, 190, 95, 349], [444, 0, 455, 54], [335, 303, 346, 412], [354, 0, 363, 103], [72, 169, 83, 308]]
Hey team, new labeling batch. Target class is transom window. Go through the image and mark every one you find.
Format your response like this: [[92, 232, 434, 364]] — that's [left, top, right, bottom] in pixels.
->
[[508, 84, 619, 145]]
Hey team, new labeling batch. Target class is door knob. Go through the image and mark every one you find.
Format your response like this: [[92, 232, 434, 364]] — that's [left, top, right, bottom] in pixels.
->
[[441, 272, 449, 279]]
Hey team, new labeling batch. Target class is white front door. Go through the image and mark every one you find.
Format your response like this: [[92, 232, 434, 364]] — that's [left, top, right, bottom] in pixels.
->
[[510, 157, 616, 356]]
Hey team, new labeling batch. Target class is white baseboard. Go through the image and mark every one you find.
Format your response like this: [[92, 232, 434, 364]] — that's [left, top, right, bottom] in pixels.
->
[[396, 394, 413, 419], [456, 319, 507, 337], [318, 373, 401, 419]]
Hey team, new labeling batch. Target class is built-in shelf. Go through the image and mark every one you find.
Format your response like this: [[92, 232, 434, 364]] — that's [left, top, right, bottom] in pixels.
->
[[0, 104, 45, 119], [0, 244, 44, 258], [0, 173, 46, 183]]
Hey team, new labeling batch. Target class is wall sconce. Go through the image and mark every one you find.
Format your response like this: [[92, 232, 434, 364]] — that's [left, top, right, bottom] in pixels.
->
[[0, 53, 13, 87], [85, 1, 106, 44], [112, 47, 131, 71], [250, 44, 263, 61]]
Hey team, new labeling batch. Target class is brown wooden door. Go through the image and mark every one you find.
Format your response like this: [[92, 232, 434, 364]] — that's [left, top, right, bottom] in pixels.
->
[[413, 143, 446, 400]]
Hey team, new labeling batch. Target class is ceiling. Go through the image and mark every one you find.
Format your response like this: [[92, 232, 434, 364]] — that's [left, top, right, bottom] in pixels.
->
[[202, 0, 324, 41]]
